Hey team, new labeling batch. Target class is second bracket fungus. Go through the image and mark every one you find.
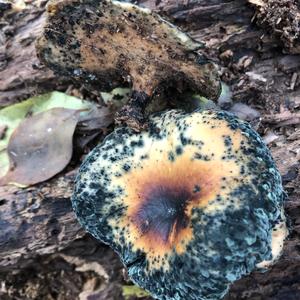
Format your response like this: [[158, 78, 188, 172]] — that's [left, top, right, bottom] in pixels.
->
[[36, 0, 221, 130], [72, 109, 287, 300]]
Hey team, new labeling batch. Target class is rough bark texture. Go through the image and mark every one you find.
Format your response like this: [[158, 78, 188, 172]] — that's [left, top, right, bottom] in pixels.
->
[[0, 0, 300, 299]]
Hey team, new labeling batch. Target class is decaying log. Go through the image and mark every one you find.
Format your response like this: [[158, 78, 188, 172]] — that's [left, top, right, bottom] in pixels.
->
[[0, 0, 300, 299], [0, 6, 69, 107]]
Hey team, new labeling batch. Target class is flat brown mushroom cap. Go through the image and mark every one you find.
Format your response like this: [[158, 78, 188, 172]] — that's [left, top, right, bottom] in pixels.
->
[[36, 0, 221, 98]]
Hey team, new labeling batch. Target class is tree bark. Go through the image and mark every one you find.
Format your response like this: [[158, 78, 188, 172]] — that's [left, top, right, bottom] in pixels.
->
[[0, 0, 300, 299]]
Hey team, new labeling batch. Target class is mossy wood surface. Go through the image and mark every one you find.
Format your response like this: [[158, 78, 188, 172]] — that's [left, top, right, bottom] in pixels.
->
[[0, 0, 300, 299]]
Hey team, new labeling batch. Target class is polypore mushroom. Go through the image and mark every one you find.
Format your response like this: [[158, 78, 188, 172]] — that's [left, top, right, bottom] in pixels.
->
[[36, 0, 221, 130], [72, 109, 287, 300]]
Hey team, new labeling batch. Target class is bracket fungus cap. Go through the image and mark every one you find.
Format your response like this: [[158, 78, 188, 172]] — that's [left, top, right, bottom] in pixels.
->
[[72, 109, 287, 300], [36, 0, 221, 129]]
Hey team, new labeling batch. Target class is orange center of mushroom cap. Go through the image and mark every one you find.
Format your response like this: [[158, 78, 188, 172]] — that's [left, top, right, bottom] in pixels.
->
[[111, 153, 241, 268], [105, 111, 246, 270], [129, 160, 215, 251]]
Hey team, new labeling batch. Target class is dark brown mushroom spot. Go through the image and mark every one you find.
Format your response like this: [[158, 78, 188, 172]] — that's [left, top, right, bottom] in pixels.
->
[[132, 185, 199, 246]]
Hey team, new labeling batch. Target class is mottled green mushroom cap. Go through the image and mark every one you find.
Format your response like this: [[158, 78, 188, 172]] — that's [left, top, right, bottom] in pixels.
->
[[72, 109, 287, 300]]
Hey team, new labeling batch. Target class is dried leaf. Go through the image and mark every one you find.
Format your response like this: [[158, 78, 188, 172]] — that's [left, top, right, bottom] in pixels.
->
[[75, 106, 114, 151], [0, 108, 80, 186], [77, 106, 114, 132], [0, 91, 94, 180]]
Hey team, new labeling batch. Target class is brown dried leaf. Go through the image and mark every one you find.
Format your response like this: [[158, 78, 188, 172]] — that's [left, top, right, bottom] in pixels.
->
[[77, 106, 114, 132], [0, 107, 80, 186], [75, 106, 114, 151]]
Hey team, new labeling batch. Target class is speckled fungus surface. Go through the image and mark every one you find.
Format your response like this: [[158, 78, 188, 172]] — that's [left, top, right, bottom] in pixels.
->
[[72, 109, 287, 300], [36, 0, 220, 130]]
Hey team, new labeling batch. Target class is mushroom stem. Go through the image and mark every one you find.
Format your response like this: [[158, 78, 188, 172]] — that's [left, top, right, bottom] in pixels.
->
[[115, 91, 150, 131]]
